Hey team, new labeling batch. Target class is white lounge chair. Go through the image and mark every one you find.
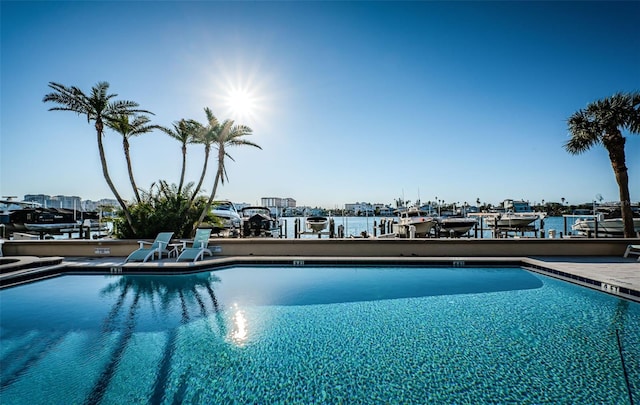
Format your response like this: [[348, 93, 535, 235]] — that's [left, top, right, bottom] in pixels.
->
[[125, 232, 174, 262], [176, 228, 213, 262], [623, 244, 640, 261]]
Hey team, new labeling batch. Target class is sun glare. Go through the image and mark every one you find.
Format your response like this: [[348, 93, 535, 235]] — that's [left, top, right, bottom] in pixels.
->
[[200, 57, 278, 130], [227, 89, 257, 121]]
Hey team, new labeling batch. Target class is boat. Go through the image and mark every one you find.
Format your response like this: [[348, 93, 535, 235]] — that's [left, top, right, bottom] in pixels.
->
[[1, 197, 42, 234], [486, 212, 540, 228], [486, 199, 544, 228], [397, 207, 436, 237], [571, 204, 640, 237], [306, 216, 328, 233], [1, 197, 99, 237], [23, 208, 88, 231], [437, 216, 477, 236], [209, 201, 242, 235], [240, 206, 281, 237]]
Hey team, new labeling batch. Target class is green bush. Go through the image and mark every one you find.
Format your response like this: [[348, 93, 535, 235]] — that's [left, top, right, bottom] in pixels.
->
[[113, 181, 220, 239]]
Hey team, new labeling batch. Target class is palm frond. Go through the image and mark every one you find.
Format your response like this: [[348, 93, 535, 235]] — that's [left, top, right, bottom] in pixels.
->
[[204, 107, 220, 128], [43, 82, 89, 114]]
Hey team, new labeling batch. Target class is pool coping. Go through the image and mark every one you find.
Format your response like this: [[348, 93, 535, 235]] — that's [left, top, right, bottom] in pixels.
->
[[1, 255, 639, 303]]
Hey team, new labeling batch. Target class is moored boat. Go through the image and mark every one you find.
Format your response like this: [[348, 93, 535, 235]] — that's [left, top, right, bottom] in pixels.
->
[[485, 199, 544, 228], [1, 197, 99, 236], [208, 201, 242, 235], [571, 204, 640, 236], [437, 216, 477, 236], [486, 212, 540, 228], [397, 207, 436, 237], [306, 216, 328, 233], [240, 206, 281, 237], [572, 217, 640, 236]]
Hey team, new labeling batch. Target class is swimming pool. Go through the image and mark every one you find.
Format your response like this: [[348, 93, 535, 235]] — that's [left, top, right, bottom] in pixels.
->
[[1, 266, 638, 404]]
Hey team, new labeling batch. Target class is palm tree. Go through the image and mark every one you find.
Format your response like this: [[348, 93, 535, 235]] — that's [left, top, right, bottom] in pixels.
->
[[190, 108, 220, 204], [194, 115, 261, 231], [43, 81, 151, 233], [106, 114, 164, 203], [565, 92, 640, 237], [160, 119, 201, 195]]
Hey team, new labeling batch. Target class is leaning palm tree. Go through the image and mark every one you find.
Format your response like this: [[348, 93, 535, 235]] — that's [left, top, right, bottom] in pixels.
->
[[106, 114, 165, 203], [565, 91, 640, 237], [43, 81, 151, 233], [160, 119, 202, 195], [194, 116, 261, 231]]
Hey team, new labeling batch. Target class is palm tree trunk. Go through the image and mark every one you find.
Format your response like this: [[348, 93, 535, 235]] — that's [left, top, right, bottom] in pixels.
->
[[613, 168, 635, 238], [190, 146, 210, 205], [178, 144, 187, 195], [123, 137, 141, 203], [96, 119, 137, 234], [606, 136, 635, 238], [194, 165, 222, 232]]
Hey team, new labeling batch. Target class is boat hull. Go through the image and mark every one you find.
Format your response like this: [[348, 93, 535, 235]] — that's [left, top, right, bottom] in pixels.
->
[[487, 215, 538, 228], [398, 219, 436, 237], [397, 208, 436, 237], [438, 218, 477, 235], [306, 216, 328, 233], [572, 218, 640, 236]]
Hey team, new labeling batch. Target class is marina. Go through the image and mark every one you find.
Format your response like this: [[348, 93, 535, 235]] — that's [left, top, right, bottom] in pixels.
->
[[275, 215, 621, 240]]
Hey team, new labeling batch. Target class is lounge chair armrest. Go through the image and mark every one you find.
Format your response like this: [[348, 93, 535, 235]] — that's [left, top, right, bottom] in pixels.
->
[[137, 240, 153, 248]]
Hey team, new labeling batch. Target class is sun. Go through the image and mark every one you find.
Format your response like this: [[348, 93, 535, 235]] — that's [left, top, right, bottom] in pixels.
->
[[202, 59, 276, 129], [224, 87, 258, 123], [227, 90, 256, 118]]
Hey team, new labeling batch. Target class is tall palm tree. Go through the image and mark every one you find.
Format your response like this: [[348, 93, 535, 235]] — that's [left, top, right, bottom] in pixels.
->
[[160, 119, 201, 195], [106, 114, 164, 203], [194, 115, 261, 231], [565, 91, 640, 237], [190, 108, 220, 204], [43, 81, 151, 233]]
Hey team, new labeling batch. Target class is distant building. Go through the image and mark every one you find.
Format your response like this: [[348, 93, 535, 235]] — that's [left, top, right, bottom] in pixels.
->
[[342, 202, 395, 216], [83, 199, 119, 213], [261, 197, 296, 216], [502, 199, 532, 212], [24, 194, 81, 210], [23, 194, 118, 212], [261, 197, 296, 208]]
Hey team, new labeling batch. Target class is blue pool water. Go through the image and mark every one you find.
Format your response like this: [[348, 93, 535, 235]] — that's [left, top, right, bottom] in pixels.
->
[[1, 266, 638, 404]]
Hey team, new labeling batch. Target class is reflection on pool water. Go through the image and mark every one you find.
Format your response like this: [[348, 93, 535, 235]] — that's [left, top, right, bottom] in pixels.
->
[[0, 266, 638, 404]]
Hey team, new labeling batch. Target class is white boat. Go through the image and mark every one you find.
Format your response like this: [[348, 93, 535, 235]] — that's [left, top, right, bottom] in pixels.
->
[[397, 207, 436, 237], [572, 217, 640, 236], [306, 216, 328, 233], [209, 201, 242, 234], [571, 204, 640, 236], [486, 199, 544, 228], [486, 212, 540, 228], [438, 216, 477, 236]]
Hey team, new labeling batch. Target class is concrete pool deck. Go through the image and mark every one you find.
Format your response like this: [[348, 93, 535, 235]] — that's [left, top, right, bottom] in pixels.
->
[[1, 253, 639, 303]]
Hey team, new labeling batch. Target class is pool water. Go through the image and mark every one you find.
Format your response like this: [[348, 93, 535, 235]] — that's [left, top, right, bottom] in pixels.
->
[[1, 266, 638, 404]]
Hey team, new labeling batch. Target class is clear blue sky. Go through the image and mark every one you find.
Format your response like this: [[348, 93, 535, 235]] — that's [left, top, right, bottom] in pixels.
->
[[1, 1, 639, 208]]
